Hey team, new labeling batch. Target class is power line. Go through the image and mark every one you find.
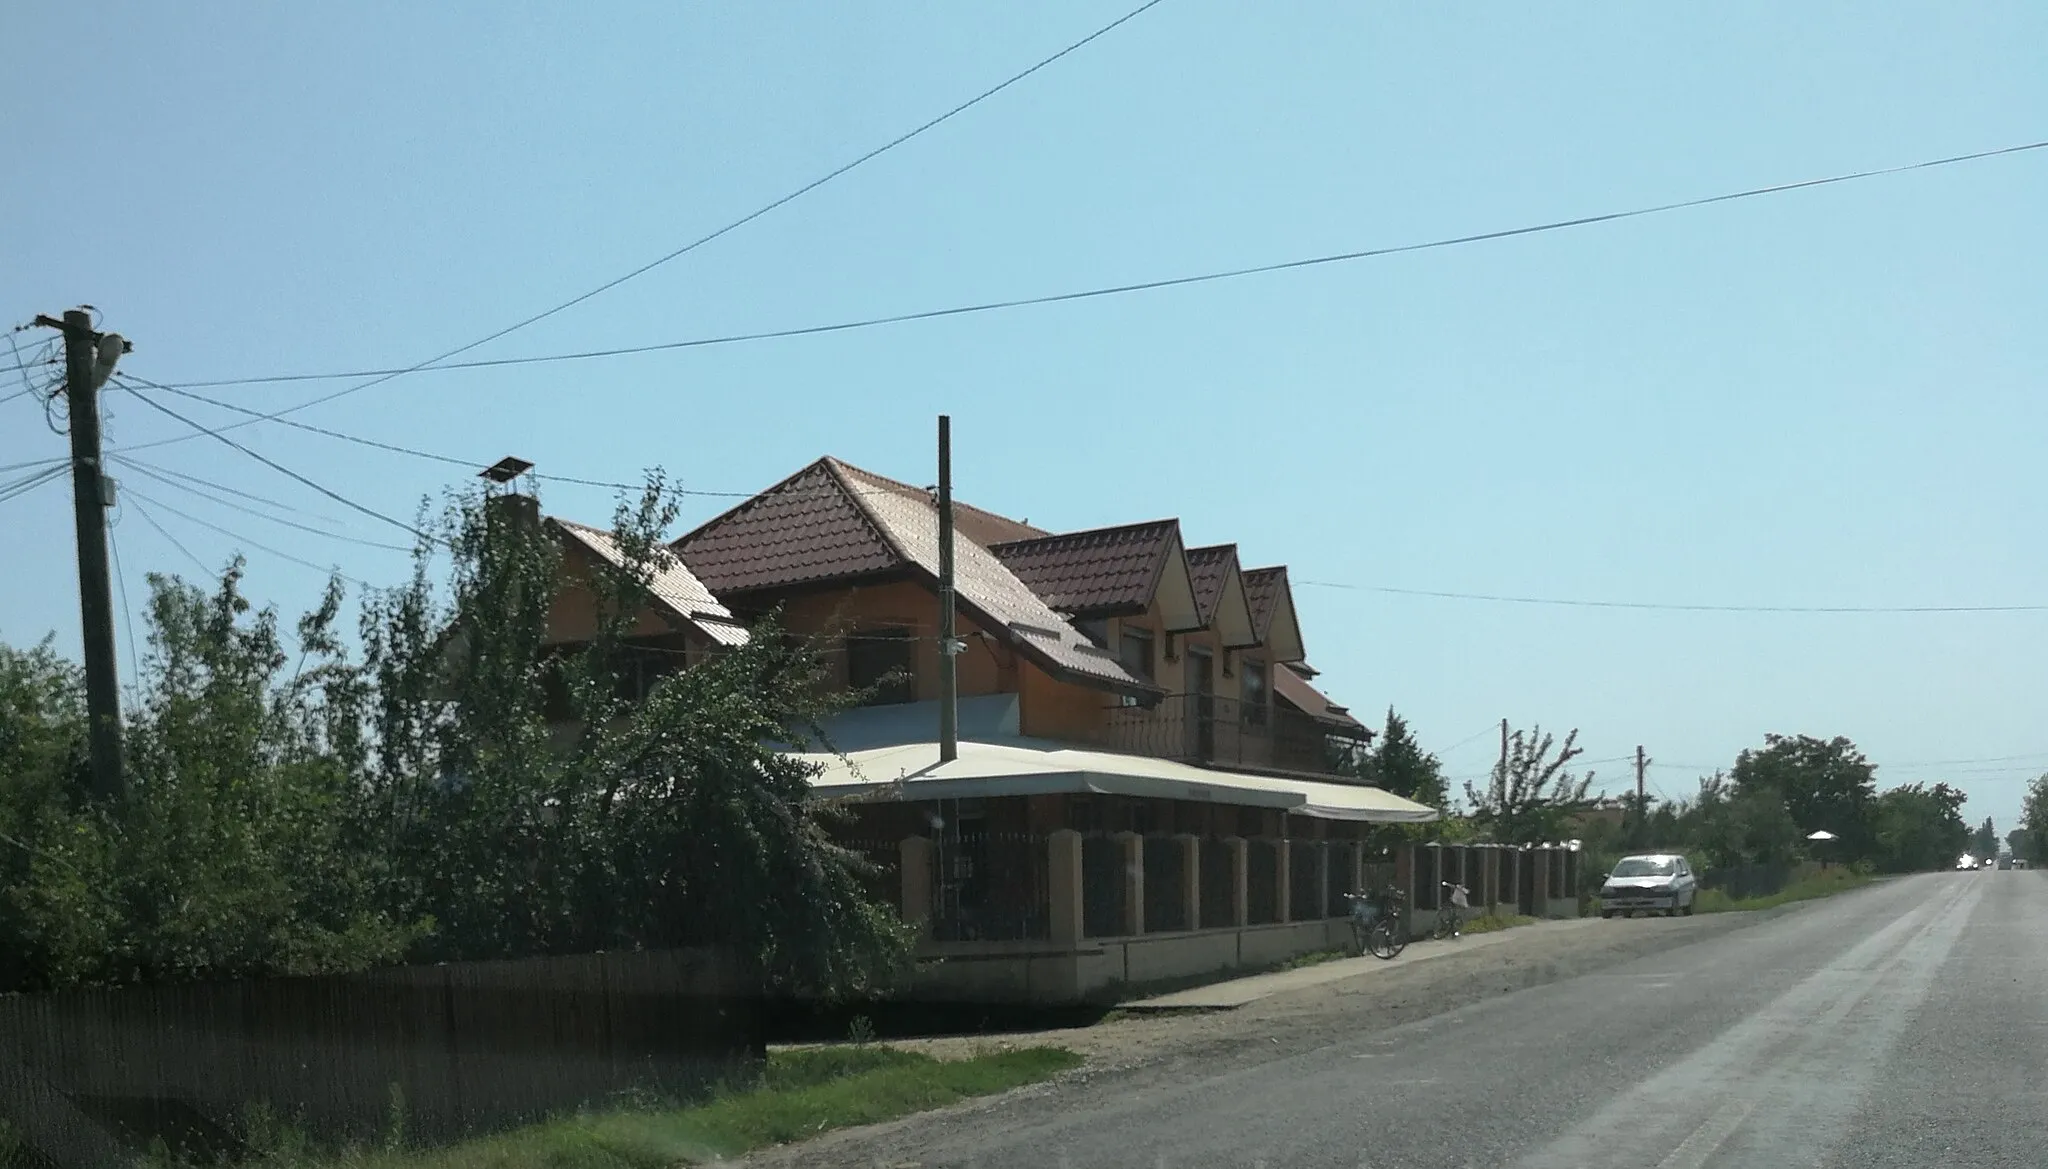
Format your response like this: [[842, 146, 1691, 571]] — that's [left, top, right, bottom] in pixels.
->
[[109, 452, 343, 517], [135, 0, 1170, 432], [1295, 579, 2048, 614], [0, 456, 67, 475], [149, 138, 2048, 392], [125, 487, 374, 587], [108, 516, 143, 701], [116, 383, 431, 543], [0, 463, 67, 505], [111, 456, 415, 552], [124, 494, 214, 577]]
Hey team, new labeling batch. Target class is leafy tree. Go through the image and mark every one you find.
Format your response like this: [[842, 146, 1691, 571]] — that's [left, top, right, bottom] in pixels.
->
[[1464, 724, 1596, 844], [2020, 774, 2048, 864], [1969, 816, 1998, 861], [2009, 827, 2031, 861], [1686, 772, 1800, 871], [1347, 708, 1448, 807], [1730, 734, 1878, 861], [1872, 784, 1969, 873], [0, 478, 912, 1000]]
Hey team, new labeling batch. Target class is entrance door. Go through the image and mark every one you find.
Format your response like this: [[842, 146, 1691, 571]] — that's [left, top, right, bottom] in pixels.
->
[[1187, 647, 1215, 761]]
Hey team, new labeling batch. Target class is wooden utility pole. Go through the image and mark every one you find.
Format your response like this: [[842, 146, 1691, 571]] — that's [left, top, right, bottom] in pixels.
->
[[38, 309, 128, 799], [936, 415, 959, 763]]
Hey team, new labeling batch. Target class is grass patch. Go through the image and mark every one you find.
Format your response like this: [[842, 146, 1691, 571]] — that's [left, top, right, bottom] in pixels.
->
[[1275, 947, 1350, 971], [1460, 913, 1537, 935], [214, 1046, 1079, 1169], [1695, 866, 1872, 914]]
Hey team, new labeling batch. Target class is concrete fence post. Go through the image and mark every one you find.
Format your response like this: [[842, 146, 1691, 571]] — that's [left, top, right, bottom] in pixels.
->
[[1047, 829, 1084, 946], [1117, 831, 1145, 936], [899, 836, 932, 936], [1225, 836, 1249, 927], [1176, 833, 1201, 932]]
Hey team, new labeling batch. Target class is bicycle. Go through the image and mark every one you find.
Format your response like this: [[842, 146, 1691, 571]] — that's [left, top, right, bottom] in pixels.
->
[[1344, 884, 1408, 960], [1431, 881, 1470, 941]]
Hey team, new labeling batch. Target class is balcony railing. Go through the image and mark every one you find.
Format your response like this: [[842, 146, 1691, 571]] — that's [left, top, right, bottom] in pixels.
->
[[1098, 693, 1364, 778]]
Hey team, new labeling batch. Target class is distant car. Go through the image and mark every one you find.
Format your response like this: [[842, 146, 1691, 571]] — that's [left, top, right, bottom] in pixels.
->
[[1957, 855, 1979, 871], [1599, 853, 1697, 918], [1997, 855, 2013, 870]]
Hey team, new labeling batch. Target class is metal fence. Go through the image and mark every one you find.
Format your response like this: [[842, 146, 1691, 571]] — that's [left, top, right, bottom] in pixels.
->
[[1143, 836, 1189, 933], [0, 949, 756, 1167], [1099, 694, 1363, 777]]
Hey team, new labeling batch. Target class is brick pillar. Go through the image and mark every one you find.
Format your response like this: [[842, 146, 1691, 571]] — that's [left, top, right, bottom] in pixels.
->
[[1275, 838, 1292, 923], [1316, 840, 1331, 919], [1176, 834, 1201, 932], [1225, 836, 1249, 926], [1350, 841, 1365, 895], [900, 836, 932, 936], [1118, 831, 1145, 936], [1047, 829, 1084, 946]]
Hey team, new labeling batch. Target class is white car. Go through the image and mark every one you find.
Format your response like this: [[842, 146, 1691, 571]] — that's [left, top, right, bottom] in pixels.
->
[[1957, 854, 1979, 871], [1599, 853, 1698, 918]]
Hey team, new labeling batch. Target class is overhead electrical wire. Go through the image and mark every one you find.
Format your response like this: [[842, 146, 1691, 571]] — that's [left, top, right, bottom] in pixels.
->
[[0, 464, 68, 505], [1295, 579, 2048, 615], [124, 486, 375, 586], [108, 516, 144, 700], [147, 138, 2048, 393], [116, 382, 431, 544], [111, 456, 415, 552], [124, 494, 215, 577], [137, 0, 1171, 432], [110, 452, 348, 518]]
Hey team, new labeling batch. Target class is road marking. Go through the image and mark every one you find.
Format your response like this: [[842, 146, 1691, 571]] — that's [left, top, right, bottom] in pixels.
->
[[1655, 1094, 1761, 1169]]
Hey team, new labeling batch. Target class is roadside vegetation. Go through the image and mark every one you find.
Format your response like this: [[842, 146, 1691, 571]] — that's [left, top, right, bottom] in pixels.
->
[[1692, 865, 1872, 913], [146, 1047, 1079, 1169]]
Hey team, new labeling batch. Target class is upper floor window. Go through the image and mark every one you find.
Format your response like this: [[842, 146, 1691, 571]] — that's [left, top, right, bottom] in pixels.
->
[[1241, 657, 1268, 725], [847, 626, 915, 705], [1118, 626, 1153, 682]]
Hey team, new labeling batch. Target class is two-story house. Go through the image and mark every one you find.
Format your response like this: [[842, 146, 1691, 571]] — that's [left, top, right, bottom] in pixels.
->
[[521, 456, 1576, 1001]]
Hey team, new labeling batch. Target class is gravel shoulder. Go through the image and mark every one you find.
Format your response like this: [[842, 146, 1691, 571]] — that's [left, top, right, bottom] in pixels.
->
[[744, 901, 1839, 1166]]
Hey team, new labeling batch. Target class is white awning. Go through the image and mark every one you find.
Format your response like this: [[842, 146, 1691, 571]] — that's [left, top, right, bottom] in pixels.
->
[[791, 739, 1439, 824]]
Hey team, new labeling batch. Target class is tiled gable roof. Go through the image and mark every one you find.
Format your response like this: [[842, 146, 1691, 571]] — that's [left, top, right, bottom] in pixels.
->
[[1242, 566, 1286, 636], [1185, 544, 1239, 626], [1275, 663, 1367, 734], [675, 457, 1151, 696], [988, 520, 1180, 616], [549, 517, 750, 646], [1242, 565, 1306, 663]]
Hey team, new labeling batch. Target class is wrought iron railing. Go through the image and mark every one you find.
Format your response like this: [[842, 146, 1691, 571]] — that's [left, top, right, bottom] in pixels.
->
[[1097, 693, 1362, 777]]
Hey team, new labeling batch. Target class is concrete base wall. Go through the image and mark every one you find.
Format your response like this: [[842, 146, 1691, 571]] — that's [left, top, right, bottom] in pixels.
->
[[906, 918, 1357, 1004]]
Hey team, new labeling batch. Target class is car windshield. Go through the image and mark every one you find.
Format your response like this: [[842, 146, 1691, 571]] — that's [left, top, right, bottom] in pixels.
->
[[1611, 858, 1677, 878]]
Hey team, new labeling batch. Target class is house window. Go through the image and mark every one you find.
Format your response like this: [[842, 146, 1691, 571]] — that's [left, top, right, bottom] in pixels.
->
[[1118, 626, 1153, 682], [1075, 617, 1108, 648], [847, 626, 915, 705], [1241, 657, 1268, 726]]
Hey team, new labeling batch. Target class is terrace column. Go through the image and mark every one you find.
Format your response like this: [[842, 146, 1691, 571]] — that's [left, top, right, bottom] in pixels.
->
[[1176, 833, 1202, 931], [1225, 836, 1249, 927], [899, 836, 932, 936], [1275, 838, 1292, 923], [1047, 829, 1084, 947], [1316, 840, 1331, 919], [1117, 831, 1145, 936]]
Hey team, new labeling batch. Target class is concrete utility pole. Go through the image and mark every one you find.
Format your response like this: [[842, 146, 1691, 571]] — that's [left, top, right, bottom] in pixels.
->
[[936, 415, 960, 764], [36, 308, 129, 799], [1634, 745, 1651, 842]]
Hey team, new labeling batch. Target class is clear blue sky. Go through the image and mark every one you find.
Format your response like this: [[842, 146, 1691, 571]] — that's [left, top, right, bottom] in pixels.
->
[[5, 2, 2044, 831]]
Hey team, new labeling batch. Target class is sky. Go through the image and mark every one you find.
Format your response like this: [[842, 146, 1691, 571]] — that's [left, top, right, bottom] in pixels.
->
[[4, 2, 2045, 832]]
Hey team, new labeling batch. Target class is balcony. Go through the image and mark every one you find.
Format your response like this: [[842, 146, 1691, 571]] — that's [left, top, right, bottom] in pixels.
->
[[1099, 693, 1365, 779]]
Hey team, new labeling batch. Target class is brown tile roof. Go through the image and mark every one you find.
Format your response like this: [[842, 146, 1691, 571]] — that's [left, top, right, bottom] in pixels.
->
[[675, 457, 1151, 696], [1185, 544, 1239, 626], [1242, 566, 1286, 636], [988, 520, 1181, 616], [549, 517, 751, 646], [1275, 663, 1367, 734]]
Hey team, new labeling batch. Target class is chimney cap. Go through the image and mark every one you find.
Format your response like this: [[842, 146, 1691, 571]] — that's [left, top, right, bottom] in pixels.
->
[[480, 456, 534, 484]]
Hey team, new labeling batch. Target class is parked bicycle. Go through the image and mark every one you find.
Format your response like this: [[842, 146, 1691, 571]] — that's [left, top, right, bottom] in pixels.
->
[[1344, 884, 1408, 960], [1432, 881, 1470, 941]]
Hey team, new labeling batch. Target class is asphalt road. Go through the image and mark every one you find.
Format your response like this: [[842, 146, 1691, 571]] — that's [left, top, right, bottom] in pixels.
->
[[777, 870, 2048, 1168]]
